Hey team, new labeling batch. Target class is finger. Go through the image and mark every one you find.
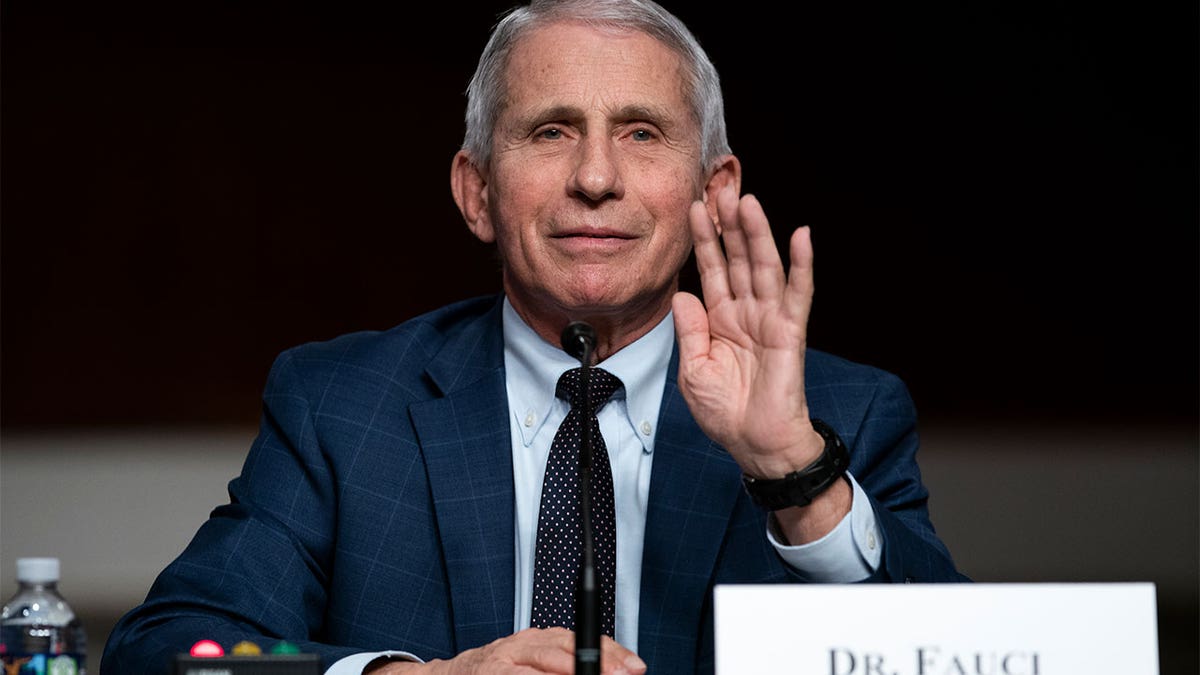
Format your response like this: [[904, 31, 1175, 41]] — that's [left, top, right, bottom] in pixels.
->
[[785, 225, 815, 319], [688, 199, 731, 304], [497, 666, 557, 675], [600, 635, 647, 675], [530, 628, 577, 673], [716, 183, 753, 298], [496, 628, 576, 673], [672, 292, 712, 368], [738, 193, 786, 300]]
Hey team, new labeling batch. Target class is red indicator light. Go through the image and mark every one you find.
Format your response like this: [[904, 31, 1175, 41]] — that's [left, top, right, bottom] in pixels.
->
[[189, 639, 225, 658]]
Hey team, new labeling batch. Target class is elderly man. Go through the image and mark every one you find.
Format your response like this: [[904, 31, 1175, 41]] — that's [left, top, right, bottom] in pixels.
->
[[102, 1, 965, 674]]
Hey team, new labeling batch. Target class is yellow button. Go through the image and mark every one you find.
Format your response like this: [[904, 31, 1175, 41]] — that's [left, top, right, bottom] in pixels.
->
[[231, 640, 263, 656]]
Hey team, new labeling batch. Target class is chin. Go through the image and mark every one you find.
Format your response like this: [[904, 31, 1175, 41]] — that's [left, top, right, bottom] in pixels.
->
[[557, 284, 664, 318]]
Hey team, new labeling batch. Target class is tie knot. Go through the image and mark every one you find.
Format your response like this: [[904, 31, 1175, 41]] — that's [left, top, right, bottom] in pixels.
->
[[556, 367, 622, 412]]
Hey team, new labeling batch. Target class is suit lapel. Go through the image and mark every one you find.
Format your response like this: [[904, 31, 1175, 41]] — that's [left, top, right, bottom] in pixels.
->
[[410, 299, 515, 652], [638, 348, 743, 669]]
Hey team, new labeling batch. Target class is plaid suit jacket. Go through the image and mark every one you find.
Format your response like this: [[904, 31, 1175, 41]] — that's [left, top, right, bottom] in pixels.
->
[[102, 295, 964, 675]]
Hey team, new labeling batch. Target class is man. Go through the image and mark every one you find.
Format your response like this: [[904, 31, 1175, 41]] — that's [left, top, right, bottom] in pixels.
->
[[102, 1, 965, 673]]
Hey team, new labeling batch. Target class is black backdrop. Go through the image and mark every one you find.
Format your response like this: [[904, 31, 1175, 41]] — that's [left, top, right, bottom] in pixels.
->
[[3, 1, 1196, 429]]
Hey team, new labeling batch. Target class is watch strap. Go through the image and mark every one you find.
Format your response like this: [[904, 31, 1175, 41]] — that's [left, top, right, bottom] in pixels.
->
[[740, 418, 850, 510]]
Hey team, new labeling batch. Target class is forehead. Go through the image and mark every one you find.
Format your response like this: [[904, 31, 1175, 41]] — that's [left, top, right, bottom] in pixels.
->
[[501, 21, 692, 121]]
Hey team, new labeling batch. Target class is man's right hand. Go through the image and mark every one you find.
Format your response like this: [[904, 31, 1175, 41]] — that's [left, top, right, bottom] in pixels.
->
[[367, 627, 647, 675]]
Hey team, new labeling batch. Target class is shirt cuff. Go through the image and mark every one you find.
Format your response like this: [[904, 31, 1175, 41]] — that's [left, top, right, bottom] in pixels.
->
[[766, 473, 882, 582], [325, 651, 423, 674]]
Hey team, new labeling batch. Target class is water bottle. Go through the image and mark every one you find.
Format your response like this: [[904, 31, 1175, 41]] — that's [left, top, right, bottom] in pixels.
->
[[1, 558, 88, 675]]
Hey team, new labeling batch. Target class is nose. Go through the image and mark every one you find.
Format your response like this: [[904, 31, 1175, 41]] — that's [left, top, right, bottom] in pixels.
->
[[568, 135, 624, 203]]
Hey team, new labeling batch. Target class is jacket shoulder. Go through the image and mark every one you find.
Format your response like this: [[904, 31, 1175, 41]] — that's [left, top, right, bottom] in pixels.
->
[[803, 347, 916, 445], [267, 295, 501, 393], [805, 347, 907, 391]]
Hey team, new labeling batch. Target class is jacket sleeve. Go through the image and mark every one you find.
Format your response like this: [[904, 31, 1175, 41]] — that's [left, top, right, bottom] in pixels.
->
[[100, 350, 367, 674], [845, 370, 969, 583]]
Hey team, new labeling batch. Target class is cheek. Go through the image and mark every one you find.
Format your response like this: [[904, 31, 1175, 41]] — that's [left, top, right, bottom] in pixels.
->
[[661, 221, 695, 269], [644, 211, 696, 276], [643, 169, 703, 242], [487, 174, 537, 247], [490, 162, 560, 225], [642, 161, 705, 205]]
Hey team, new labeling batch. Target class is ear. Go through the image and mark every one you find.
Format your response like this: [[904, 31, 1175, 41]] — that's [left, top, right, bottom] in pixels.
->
[[450, 150, 494, 243], [701, 154, 742, 232]]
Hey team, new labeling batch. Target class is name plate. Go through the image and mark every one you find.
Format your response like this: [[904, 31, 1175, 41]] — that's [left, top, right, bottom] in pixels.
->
[[714, 582, 1158, 675]]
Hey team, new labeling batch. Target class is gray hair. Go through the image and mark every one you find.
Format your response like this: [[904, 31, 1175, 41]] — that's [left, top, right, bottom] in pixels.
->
[[461, 0, 730, 170]]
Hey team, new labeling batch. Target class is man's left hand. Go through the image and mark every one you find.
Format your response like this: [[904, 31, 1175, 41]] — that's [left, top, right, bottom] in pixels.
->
[[672, 184, 850, 542]]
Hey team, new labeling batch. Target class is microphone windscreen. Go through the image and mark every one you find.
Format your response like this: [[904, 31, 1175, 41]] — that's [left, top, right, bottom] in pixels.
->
[[560, 321, 596, 361]]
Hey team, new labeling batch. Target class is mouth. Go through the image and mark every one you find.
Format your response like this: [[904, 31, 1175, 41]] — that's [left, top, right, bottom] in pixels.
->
[[551, 228, 637, 240], [549, 228, 638, 254]]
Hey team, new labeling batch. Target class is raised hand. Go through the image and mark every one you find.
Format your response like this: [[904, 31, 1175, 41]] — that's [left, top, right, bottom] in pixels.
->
[[672, 184, 849, 541]]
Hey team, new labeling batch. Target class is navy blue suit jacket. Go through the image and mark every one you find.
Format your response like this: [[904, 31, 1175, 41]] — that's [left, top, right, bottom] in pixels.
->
[[102, 295, 965, 674]]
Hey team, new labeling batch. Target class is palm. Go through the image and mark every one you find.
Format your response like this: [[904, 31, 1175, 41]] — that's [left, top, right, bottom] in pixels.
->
[[672, 186, 819, 477]]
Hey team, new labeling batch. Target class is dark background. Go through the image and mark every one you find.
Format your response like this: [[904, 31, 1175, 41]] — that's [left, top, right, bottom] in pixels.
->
[[3, 0, 1196, 431]]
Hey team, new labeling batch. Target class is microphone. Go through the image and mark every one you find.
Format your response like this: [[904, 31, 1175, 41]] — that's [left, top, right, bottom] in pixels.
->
[[559, 320, 601, 675], [560, 321, 596, 365]]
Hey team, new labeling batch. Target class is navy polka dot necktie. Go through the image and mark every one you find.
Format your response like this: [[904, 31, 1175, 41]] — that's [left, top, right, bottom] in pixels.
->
[[530, 366, 622, 638]]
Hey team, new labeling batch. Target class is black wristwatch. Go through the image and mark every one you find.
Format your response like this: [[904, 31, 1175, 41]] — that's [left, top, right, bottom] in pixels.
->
[[740, 418, 850, 510]]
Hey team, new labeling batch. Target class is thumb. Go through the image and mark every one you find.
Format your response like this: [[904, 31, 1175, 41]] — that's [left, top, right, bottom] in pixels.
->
[[672, 292, 711, 366]]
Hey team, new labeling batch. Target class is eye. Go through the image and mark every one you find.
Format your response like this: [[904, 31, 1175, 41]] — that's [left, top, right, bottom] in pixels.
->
[[630, 128, 655, 142], [537, 127, 564, 140]]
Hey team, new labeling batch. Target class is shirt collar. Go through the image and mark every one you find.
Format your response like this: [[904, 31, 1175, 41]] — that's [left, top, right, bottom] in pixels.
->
[[502, 296, 674, 453]]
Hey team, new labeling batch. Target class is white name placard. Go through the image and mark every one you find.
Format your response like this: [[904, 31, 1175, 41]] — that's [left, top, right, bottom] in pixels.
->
[[714, 582, 1158, 675]]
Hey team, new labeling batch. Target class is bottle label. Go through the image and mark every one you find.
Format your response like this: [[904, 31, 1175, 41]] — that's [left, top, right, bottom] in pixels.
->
[[1, 654, 85, 675]]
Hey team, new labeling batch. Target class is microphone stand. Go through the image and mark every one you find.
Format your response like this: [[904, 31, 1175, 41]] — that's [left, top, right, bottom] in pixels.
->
[[561, 322, 601, 675]]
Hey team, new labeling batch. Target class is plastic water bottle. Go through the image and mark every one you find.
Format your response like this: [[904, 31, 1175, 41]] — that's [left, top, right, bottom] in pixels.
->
[[1, 558, 88, 675]]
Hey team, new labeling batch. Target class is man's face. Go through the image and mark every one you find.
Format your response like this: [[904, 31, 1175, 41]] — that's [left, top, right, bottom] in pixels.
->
[[473, 22, 707, 327]]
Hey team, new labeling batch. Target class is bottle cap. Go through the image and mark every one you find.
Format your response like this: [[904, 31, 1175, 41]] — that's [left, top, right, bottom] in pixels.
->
[[16, 558, 60, 583]]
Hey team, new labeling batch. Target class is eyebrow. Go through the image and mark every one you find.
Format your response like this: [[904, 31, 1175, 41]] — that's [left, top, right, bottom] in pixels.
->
[[613, 104, 678, 129]]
